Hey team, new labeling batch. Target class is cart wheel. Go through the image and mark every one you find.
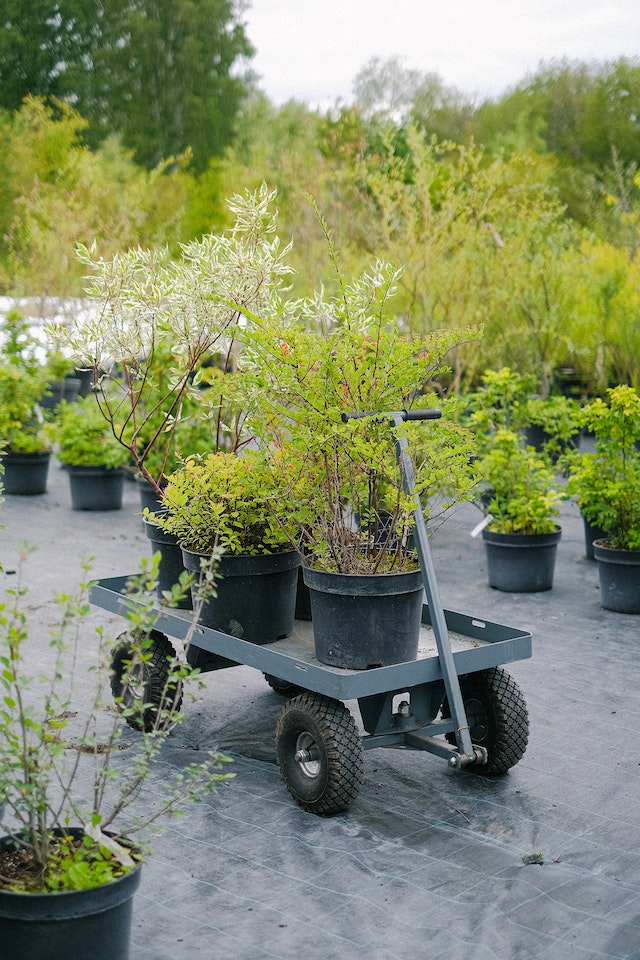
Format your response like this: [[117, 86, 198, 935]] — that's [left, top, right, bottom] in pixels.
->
[[110, 630, 182, 733], [264, 673, 305, 698], [442, 667, 529, 775], [275, 692, 365, 815]]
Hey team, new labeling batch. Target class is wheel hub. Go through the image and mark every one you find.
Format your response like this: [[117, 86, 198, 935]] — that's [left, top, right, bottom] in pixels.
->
[[294, 732, 321, 778]]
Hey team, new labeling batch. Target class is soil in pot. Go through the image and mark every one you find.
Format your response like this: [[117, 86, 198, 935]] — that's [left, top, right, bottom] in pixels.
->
[[303, 566, 424, 669], [0, 829, 141, 960]]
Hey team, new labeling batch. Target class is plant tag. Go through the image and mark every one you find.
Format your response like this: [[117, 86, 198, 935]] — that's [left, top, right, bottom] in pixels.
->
[[470, 515, 493, 538], [86, 823, 136, 867]]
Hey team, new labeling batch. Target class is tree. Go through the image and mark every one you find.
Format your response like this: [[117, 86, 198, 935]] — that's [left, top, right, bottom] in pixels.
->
[[0, 97, 194, 299], [353, 56, 475, 143], [353, 128, 583, 391], [0, 1, 253, 171], [102, 0, 254, 171]]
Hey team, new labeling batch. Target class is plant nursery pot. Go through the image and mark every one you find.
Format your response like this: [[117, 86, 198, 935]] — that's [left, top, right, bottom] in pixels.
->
[[135, 476, 166, 514], [303, 566, 424, 670], [67, 465, 124, 511], [143, 514, 191, 609], [0, 829, 141, 960], [294, 564, 313, 620], [39, 378, 82, 410], [1, 451, 51, 495], [181, 547, 300, 645], [482, 526, 562, 592], [73, 367, 96, 396], [582, 513, 609, 561], [593, 540, 640, 614], [523, 425, 580, 460]]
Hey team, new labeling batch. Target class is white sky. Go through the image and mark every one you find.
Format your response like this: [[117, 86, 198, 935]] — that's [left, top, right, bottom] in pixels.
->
[[243, 0, 639, 107]]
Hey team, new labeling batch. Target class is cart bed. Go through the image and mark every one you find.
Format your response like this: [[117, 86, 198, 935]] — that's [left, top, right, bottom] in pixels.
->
[[90, 575, 531, 700]]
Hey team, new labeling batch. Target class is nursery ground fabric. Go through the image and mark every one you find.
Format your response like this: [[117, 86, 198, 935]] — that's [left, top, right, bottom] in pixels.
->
[[2, 458, 639, 960]]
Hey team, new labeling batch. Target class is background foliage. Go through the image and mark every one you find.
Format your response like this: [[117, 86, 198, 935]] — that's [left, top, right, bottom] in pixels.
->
[[0, 6, 638, 394]]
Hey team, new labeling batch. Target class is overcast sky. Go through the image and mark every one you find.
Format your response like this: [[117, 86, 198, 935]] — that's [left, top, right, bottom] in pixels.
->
[[244, 0, 639, 108]]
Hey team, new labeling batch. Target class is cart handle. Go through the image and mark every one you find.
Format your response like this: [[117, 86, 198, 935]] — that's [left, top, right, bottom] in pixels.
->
[[341, 408, 442, 423]]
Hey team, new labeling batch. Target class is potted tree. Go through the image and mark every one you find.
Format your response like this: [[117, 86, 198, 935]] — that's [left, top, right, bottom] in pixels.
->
[[53, 396, 130, 510], [151, 448, 300, 658], [476, 429, 564, 592], [0, 310, 52, 495], [50, 185, 293, 502], [564, 385, 640, 612], [0, 552, 232, 959], [241, 222, 480, 669]]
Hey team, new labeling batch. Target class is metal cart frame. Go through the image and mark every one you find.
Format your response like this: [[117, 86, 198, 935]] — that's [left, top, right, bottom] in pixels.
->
[[91, 409, 532, 814]]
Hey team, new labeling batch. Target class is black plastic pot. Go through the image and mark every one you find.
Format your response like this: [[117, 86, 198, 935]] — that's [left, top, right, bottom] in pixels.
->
[[2, 451, 51, 495], [0, 829, 141, 960], [523, 425, 580, 461], [39, 378, 81, 411], [143, 514, 191, 609], [482, 526, 561, 592], [294, 565, 312, 621], [67, 465, 124, 511], [593, 540, 640, 614], [581, 513, 609, 561], [135, 476, 166, 514], [181, 547, 300, 645], [73, 367, 96, 396], [303, 566, 424, 669]]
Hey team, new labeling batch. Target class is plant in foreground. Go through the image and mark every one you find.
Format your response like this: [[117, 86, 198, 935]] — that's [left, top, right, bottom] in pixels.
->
[[52, 184, 293, 494], [0, 549, 233, 892], [152, 448, 295, 556]]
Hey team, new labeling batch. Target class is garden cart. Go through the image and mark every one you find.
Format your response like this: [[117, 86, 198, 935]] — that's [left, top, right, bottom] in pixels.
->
[[92, 409, 531, 815]]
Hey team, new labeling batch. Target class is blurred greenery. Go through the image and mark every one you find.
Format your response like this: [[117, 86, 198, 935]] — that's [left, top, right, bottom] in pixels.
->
[[0, 40, 638, 396]]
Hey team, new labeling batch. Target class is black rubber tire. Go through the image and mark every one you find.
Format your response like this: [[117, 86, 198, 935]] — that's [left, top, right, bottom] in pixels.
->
[[442, 667, 529, 775], [110, 629, 182, 733], [275, 692, 365, 815], [264, 673, 305, 698]]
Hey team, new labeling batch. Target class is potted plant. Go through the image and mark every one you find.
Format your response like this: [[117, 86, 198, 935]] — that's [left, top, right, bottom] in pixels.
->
[[53, 396, 130, 510], [0, 309, 52, 495], [241, 219, 480, 669], [151, 448, 300, 656], [0, 552, 232, 959], [464, 367, 537, 449], [476, 429, 564, 592], [463, 368, 581, 460], [523, 394, 581, 461], [39, 348, 82, 410], [564, 385, 640, 612]]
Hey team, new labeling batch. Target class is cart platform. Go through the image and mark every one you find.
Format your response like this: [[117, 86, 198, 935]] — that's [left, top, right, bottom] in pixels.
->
[[92, 574, 532, 813], [90, 575, 531, 699]]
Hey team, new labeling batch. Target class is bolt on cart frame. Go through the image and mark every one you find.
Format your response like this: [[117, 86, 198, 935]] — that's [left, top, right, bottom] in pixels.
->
[[92, 409, 531, 815]]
